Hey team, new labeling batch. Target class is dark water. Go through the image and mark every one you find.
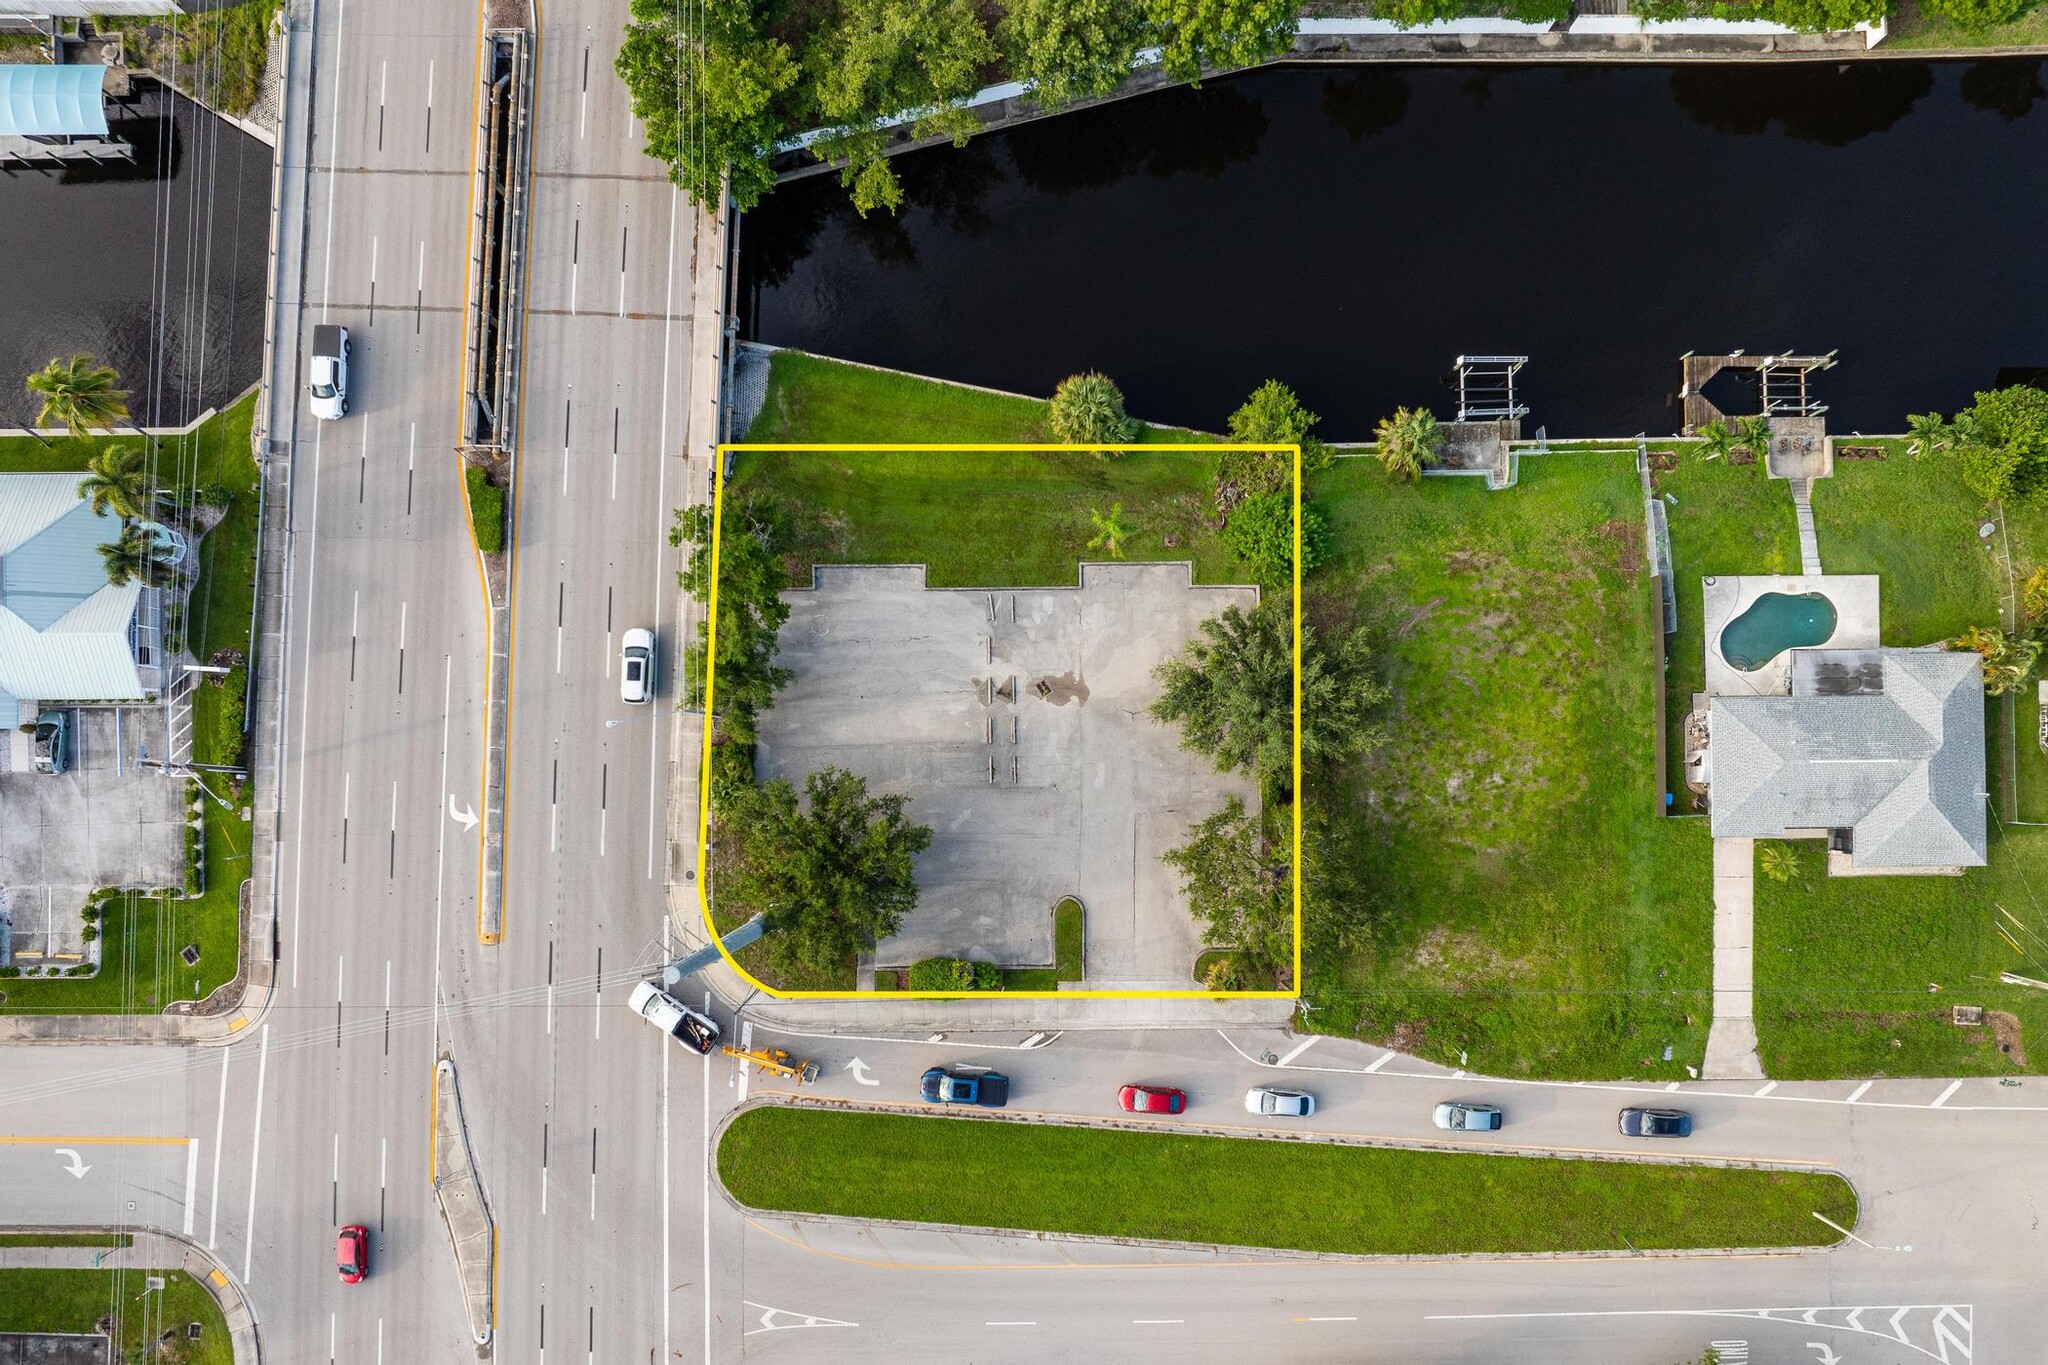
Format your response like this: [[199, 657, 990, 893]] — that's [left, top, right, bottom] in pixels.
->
[[741, 60, 2048, 438], [0, 81, 271, 429]]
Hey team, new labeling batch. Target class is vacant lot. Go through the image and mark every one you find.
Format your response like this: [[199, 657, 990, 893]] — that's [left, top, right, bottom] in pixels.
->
[[721, 1105, 1856, 1255], [1314, 451, 1711, 1079], [0, 1267, 230, 1365]]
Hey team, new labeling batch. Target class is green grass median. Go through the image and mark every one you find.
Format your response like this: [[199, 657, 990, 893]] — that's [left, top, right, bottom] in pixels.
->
[[720, 1106, 1856, 1256]]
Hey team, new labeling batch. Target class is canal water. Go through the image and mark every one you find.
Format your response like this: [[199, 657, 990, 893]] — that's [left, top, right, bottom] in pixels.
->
[[0, 80, 271, 430], [741, 60, 2048, 438]]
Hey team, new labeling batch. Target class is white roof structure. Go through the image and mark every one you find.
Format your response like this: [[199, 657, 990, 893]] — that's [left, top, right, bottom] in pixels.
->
[[0, 473, 146, 711], [0, 64, 109, 137]]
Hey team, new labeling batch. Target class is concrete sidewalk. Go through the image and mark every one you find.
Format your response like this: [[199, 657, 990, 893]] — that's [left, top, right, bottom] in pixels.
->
[[1705, 836, 1764, 1080]]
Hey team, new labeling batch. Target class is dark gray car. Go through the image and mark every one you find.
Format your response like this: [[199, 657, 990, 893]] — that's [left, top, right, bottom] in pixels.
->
[[1618, 1107, 1693, 1138], [31, 712, 69, 775]]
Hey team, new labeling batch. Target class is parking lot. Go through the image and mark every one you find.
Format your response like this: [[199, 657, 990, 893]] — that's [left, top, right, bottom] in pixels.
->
[[0, 706, 188, 965], [755, 562, 1261, 985]]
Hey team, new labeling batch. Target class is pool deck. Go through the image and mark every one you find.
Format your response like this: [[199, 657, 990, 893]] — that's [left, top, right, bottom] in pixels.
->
[[1701, 573, 1880, 697]]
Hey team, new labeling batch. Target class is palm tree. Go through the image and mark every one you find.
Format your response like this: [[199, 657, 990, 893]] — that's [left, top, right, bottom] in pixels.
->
[[77, 443, 153, 522], [1907, 411, 1951, 460], [1372, 406, 1440, 482], [1694, 419, 1735, 462], [1739, 414, 1774, 465], [1087, 502, 1130, 559], [27, 355, 132, 440], [97, 522, 156, 587]]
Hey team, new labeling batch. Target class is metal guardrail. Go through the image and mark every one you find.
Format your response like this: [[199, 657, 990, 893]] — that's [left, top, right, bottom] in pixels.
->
[[460, 28, 531, 455]]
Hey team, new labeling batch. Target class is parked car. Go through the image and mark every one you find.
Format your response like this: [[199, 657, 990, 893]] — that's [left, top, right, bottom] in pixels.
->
[[309, 324, 350, 420], [626, 981, 719, 1055], [336, 1225, 369, 1283], [1433, 1101, 1504, 1132], [620, 627, 655, 704], [30, 712, 69, 775], [920, 1067, 1010, 1107], [1244, 1086, 1315, 1118], [1119, 1084, 1186, 1115], [1618, 1107, 1693, 1138]]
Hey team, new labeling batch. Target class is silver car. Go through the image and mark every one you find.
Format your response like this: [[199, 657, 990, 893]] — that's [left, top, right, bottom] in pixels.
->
[[1433, 1101, 1504, 1132], [1244, 1086, 1316, 1118]]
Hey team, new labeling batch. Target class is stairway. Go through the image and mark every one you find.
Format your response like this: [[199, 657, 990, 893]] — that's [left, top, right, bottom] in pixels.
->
[[1790, 477, 1823, 575]]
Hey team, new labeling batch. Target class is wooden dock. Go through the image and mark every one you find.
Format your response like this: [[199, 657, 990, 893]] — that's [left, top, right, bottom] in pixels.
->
[[1680, 351, 1835, 434]]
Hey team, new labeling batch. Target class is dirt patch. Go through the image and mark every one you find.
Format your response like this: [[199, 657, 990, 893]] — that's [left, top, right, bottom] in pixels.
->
[[1838, 444, 1888, 461], [1388, 1020, 1429, 1053], [1730, 447, 1758, 466], [1647, 449, 1679, 473], [1597, 519, 1645, 576], [1032, 671, 1090, 706], [1989, 1009, 2028, 1066], [1397, 595, 1445, 639]]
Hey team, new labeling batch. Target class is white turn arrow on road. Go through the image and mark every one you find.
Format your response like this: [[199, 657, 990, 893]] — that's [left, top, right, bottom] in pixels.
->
[[844, 1057, 879, 1086], [448, 796, 478, 832], [54, 1148, 91, 1179]]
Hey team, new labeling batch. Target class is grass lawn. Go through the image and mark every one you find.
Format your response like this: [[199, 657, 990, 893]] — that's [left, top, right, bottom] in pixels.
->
[[1311, 451, 1713, 1079], [0, 1268, 230, 1365], [1664, 444, 2048, 1076], [1884, 0, 2048, 47], [0, 803, 249, 1015], [102, 0, 280, 118], [734, 353, 1249, 588], [721, 1106, 1856, 1255], [1000, 897, 1085, 990]]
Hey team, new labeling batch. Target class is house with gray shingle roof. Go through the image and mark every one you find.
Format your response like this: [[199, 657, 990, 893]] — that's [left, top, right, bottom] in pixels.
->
[[0, 473, 161, 725], [1708, 647, 1987, 871]]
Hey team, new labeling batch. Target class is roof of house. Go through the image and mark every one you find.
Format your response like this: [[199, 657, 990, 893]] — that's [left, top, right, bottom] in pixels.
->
[[0, 473, 144, 703], [1709, 648, 1987, 868], [0, 64, 109, 139]]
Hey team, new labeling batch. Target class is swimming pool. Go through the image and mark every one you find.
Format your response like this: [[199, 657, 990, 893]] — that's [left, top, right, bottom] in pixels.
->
[[1719, 591, 1839, 672]]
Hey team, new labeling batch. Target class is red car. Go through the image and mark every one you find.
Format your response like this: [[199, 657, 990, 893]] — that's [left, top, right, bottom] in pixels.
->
[[336, 1225, 369, 1284], [1119, 1084, 1187, 1115]]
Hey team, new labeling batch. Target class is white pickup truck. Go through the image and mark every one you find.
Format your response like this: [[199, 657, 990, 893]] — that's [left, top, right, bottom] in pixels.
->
[[309, 324, 350, 419]]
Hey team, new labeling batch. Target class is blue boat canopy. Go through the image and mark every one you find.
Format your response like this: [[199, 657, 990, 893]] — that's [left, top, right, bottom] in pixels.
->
[[0, 64, 110, 138]]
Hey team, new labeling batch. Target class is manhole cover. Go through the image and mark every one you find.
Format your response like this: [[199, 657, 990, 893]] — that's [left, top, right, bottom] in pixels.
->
[[180, 944, 200, 966]]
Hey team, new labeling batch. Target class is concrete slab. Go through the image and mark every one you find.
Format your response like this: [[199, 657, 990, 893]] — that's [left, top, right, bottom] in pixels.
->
[[1705, 836, 1765, 1079], [755, 562, 1259, 986], [0, 707, 186, 891]]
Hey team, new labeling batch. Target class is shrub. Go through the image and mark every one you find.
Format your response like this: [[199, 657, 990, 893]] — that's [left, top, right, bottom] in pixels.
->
[[1949, 386, 2048, 506], [0, 966, 20, 978], [1918, 0, 2033, 27], [465, 463, 506, 554], [1373, 407, 1441, 482], [2025, 568, 2048, 626], [183, 820, 203, 898], [80, 924, 99, 943], [1049, 372, 1138, 452], [708, 741, 755, 807], [1223, 491, 1329, 587], [906, 957, 999, 991]]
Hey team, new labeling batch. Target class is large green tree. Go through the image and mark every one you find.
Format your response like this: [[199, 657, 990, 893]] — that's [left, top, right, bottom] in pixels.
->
[[1947, 385, 2048, 505], [1166, 796, 1291, 983], [672, 495, 794, 741], [1143, 0, 1297, 84], [1217, 379, 1328, 513], [97, 521, 156, 587], [1150, 596, 1388, 796], [999, 0, 1148, 110], [721, 767, 933, 979], [810, 0, 997, 215], [27, 354, 130, 439], [616, 0, 799, 211]]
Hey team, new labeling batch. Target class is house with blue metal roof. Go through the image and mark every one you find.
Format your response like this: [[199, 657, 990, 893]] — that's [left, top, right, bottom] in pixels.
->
[[0, 473, 160, 723]]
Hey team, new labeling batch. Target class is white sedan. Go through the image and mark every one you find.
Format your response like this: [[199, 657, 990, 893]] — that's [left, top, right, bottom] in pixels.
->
[[620, 627, 655, 704], [1244, 1086, 1316, 1118]]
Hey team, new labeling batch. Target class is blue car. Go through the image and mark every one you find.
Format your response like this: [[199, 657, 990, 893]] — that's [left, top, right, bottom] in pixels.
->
[[920, 1067, 1010, 1108]]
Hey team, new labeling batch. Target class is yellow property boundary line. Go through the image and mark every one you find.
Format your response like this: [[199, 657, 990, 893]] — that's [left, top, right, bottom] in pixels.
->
[[698, 442, 1303, 1000]]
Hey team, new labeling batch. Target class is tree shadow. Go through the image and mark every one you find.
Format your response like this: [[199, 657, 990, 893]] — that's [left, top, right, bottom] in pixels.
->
[[1320, 70, 1411, 141], [1007, 83, 1270, 195], [1668, 63, 1935, 146], [1959, 59, 2044, 122]]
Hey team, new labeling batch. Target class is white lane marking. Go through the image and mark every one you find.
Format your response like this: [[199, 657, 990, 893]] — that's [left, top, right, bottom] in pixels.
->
[[332, 1130, 339, 1186], [376, 1317, 383, 1365], [379, 1136, 386, 1200], [337, 954, 344, 1005], [288, 415, 326, 990], [429, 656, 451, 1067], [1847, 1081, 1873, 1104], [1755, 1081, 1778, 1097], [318, 0, 348, 319], [649, 185, 678, 882], [1364, 1052, 1392, 1073], [242, 1024, 270, 1283], [1931, 1080, 1962, 1108], [985, 1321, 1037, 1327], [1277, 1036, 1320, 1066], [743, 1303, 857, 1335], [1133, 1319, 1184, 1325], [207, 1048, 231, 1248], [367, 237, 377, 310], [329, 1312, 335, 1362], [182, 1138, 199, 1235], [1302, 1317, 1357, 1322]]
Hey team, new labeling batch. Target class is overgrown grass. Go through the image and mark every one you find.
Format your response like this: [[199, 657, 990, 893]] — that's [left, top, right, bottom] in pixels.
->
[[0, 30, 50, 62], [0, 804, 248, 1014], [176, 398, 260, 769], [734, 354, 1247, 588], [102, 0, 280, 118], [0, 1268, 230, 1365], [720, 1106, 1856, 1255], [465, 463, 505, 555], [1884, 0, 2048, 47], [1311, 451, 1713, 1079]]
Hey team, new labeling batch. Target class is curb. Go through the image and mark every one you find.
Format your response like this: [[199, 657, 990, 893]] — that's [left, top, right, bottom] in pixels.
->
[[711, 1098, 1857, 1265], [0, 1227, 263, 1365]]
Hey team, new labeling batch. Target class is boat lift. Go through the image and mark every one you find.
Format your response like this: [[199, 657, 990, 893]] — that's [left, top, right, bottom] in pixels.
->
[[721, 1045, 820, 1085]]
